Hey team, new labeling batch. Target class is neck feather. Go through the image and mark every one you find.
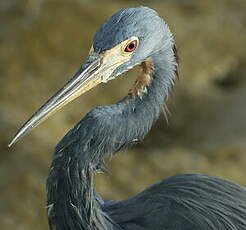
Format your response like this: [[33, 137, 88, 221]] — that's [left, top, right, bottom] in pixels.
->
[[46, 43, 178, 230], [116, 43, 178, 144]]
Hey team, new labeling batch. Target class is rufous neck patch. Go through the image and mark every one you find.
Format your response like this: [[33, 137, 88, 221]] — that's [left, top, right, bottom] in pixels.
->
[[129, 59, 154, 98]]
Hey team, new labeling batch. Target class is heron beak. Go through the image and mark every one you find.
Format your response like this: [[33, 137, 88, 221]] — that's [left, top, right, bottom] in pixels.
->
[[8, 48, 131, 147]]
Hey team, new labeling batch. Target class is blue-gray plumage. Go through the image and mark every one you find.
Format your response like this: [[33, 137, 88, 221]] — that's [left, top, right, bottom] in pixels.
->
[[9, 6, 246, 230]]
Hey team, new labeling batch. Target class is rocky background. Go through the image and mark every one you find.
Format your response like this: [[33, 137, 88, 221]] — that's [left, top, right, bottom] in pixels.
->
[[1, 0, 246, 229]]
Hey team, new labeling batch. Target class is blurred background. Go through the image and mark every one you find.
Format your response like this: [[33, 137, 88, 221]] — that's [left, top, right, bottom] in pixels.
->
[[1, 0, 246, 229]]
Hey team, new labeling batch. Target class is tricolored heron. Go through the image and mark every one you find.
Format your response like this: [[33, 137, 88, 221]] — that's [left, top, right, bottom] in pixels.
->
[[9, 6, 246, 230]]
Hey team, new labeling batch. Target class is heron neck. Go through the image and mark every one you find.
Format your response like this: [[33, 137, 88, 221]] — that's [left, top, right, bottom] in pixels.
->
[[114, 45, 178, 144], [46, 152, 114, 230], [46, 44, 177, 230]]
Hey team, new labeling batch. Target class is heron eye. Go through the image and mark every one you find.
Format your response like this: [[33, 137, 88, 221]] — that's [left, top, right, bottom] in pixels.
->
[[124, 40, 138, 52]]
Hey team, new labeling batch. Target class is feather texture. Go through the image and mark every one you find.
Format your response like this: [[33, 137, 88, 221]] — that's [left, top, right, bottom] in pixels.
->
[[46, 6, 246, 230]]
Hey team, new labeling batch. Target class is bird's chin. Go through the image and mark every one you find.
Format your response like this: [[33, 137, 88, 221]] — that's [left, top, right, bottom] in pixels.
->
[[112, 61, 142, 80]]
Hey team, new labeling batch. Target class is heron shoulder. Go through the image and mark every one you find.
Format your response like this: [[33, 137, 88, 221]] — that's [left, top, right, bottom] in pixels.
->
[[105, 174, 246, 230]]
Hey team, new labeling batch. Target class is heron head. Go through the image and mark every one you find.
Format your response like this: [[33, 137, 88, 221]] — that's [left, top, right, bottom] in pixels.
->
[[9, 6, 170, 146], [92, 6, 166, 81]]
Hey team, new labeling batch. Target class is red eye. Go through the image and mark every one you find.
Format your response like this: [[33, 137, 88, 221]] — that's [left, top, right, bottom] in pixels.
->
[[124, 40, 138, 52]]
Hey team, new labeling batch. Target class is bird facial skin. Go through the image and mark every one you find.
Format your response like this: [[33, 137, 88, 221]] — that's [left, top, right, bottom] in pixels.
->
[[97, 36, 139, 83]]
